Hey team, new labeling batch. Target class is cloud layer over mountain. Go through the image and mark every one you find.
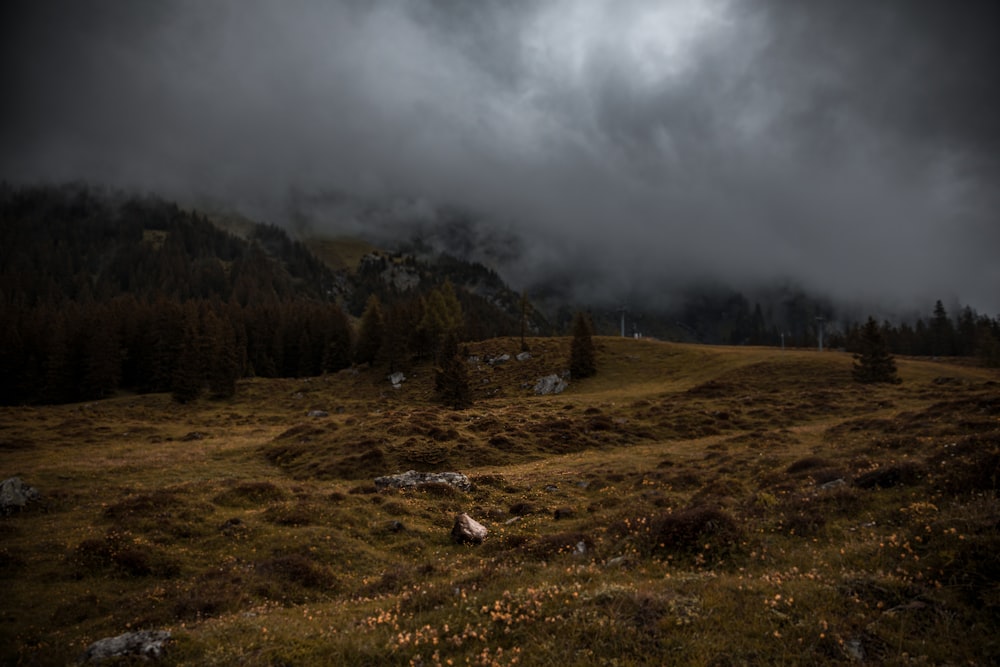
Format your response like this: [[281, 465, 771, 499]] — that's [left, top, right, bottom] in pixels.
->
[[3, 0, 998, 311]]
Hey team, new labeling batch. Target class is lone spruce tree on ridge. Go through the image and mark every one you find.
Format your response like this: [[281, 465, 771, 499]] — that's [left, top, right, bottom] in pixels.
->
[[569, 311, 597, 379], [852, 317, 901, 384]]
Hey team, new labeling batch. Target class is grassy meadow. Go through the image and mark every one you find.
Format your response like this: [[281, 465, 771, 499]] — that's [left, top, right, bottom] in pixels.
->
[[1, 337, 998, 665]]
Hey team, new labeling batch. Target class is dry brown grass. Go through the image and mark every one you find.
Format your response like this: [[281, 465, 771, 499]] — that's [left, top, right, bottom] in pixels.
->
[[1, 338, 998, 665]]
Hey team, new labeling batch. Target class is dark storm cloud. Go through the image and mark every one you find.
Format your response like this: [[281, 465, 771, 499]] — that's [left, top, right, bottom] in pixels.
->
[[2, 0, 998, 312]]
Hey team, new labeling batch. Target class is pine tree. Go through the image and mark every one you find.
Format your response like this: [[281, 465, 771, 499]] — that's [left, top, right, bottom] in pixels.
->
[[205, 309, 239, 399], [354, 294, 384, 366], [569, 311, 597, 379], [519, 290, 531, 352], [420, 282, 464, 355], [852, 317, 901, 384], [434, 331, 471, 409], [930, 300, 955, 356], [171, 306, 206, 403]]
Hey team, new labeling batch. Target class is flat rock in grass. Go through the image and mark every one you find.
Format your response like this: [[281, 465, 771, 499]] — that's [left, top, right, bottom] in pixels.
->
[[80, 630, 171, 663], [1, 477, 39, 514], [451, 513, 488, 544], [374, 470, 472, 492]]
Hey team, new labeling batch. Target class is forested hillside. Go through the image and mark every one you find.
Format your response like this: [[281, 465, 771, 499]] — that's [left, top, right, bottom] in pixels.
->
[[0, 184, 539, 405]]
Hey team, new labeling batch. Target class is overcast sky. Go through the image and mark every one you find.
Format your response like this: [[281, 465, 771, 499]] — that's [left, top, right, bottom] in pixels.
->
[[3, 0, 998, 312]]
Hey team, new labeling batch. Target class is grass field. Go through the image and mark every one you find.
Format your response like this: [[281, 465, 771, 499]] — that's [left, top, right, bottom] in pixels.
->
[[2, 337, 998, 665]]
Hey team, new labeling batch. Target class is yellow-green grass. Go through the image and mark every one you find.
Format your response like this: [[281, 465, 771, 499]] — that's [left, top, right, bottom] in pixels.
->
[[1, 338, 997, 665]]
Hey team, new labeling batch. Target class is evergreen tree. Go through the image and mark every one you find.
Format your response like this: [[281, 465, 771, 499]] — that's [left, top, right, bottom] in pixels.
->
[[434, 331, 471, 409], [420, 281, 464, 356], [321, 305, 353, 373], [354, 294, 384, 366], [171, 307, 205, 403], [519, 290, 531, 352], [930, 300, 955, 356], [205, 309, 239, 399], [852, 317, 901, 384], [569, 311, 597, 379]]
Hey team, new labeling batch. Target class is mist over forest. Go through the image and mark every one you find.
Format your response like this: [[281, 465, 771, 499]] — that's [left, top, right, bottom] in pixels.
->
[[2, 0, 999, 317]]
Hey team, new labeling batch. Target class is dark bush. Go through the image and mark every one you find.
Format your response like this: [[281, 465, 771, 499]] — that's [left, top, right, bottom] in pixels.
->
[[853, 462, 925, 489], [173, 571, 247, 620], [509, 502, 536, 516], [786, 457, 834, 474], [262, 502, 317, 526], [614, 507, 742, 559], [256, 553, 337, 590], [525, 531, 592, 558], [213, 481, 286, 506]]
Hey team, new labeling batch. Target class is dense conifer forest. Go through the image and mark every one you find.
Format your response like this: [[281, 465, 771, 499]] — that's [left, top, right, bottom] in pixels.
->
[[0, 184, 529, 405]]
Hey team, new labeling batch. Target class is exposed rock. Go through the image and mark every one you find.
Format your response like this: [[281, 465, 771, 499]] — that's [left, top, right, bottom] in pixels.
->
[[605, 556, 634, 569], [516, 352, 531, 362], [1, 477, 39, 514], [488, 354, 511, 366], [374, 470, 472, 493], [451, 513, 488, 544], [388, 372, 405, 388], [534, 374, 568, 395], [819, 478, 846, 490], [307, 410, 329, 418], [843, 638, 865, 662], [80, 630, 171, 663]]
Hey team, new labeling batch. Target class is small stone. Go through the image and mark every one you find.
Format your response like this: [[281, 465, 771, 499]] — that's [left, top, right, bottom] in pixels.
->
[[307, 410, 329, 418], [451, 513, 488, 545], [80, 630, 171, 663], [0, 477, 39, 514], [819, 478, 846, 490], [843, 638, 865, 662], [516, 352, 531, 361]]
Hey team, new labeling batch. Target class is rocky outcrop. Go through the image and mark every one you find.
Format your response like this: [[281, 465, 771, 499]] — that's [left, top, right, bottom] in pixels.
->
[[374, 470, 472, 492], [533, 374, 568, 395], [451, 513, 488, 544], [388, 372, 405, 389], [79, 630, 171, 663], [1, 477, 39, 514]]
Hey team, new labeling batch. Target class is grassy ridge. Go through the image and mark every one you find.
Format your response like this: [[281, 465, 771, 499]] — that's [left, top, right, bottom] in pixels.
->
[[1, 338, 998, 665]]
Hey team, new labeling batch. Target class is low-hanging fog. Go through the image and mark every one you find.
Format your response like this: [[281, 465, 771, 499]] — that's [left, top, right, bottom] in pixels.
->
[[3, 0, 998, 313]]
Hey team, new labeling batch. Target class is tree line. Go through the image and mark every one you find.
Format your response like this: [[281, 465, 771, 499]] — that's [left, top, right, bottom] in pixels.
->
[[835, 300, 1000, 367], [0, 184, 534, 405]]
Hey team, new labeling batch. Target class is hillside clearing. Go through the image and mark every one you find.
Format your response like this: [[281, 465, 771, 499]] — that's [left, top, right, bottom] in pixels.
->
[[2, 338, 998, 665]]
